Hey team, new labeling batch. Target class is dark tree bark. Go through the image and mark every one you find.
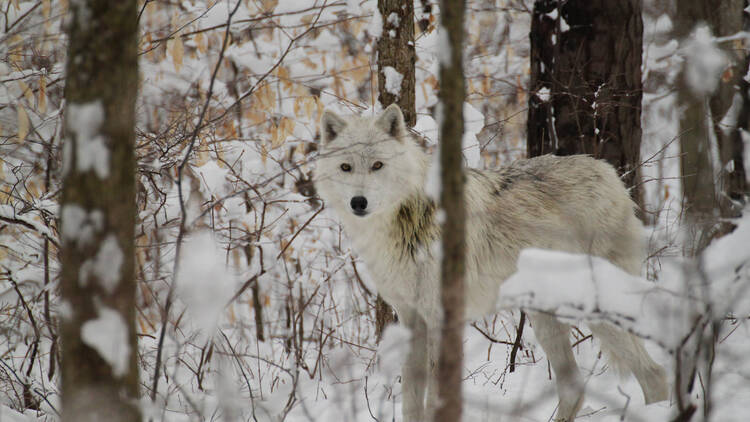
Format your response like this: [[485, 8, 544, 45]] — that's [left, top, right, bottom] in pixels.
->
[[527, 0, 645, 213], [60, 1, 140, 421], [436, 0, 466, 421], [374, 0, 418, 340], [376, 0, 417, 126]]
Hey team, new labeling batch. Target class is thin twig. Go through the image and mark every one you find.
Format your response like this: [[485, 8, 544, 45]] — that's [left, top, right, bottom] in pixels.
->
[[471, 322, 515, 346], [276, 205, 324, 259], [509, 311, 526, 373]]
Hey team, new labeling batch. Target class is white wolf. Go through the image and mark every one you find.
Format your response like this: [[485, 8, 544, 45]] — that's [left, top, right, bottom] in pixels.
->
[[315, 104, 668, 421]]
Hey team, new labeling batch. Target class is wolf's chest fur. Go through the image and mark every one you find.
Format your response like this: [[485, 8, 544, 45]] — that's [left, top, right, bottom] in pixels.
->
[[392, 195, 439, 260], [337, 193, 442, 315]]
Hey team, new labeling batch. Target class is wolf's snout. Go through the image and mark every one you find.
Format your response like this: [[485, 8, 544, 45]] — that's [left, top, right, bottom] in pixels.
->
[[350, 196, 368, 216]]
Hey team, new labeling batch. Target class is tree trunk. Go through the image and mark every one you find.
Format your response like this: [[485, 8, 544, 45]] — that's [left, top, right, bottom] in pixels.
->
[[673, 1, 722, 256], [527, 0, 645, 213], [676, 87, 718, 256], [60, 1, 140, 421], [672, 1, 749, 417], [376, 0, 417, 126], [374, 0, 418, 339], [705, 1, 748, 237], [674, 0, 748, 253], [436, 1, 466, 421]]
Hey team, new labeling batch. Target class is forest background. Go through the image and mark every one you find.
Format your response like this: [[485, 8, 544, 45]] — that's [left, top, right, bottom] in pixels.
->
[[1, 0, 750, 421]]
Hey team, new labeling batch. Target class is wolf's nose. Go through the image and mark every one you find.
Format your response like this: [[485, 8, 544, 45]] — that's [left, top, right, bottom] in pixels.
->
[[350, 196, 368, 214]]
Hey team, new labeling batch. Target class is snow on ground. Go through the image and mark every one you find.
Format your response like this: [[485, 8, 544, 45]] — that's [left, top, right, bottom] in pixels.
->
[[0, 405, 46, 422]]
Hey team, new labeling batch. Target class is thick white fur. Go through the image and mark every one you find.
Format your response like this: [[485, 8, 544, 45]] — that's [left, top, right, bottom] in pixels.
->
[[315, 104, 668, 421]]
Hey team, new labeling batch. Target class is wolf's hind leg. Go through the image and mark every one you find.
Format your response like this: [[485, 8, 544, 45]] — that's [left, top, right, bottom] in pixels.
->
[[588, 322, 669, 404], [529, 312, 584, 421]]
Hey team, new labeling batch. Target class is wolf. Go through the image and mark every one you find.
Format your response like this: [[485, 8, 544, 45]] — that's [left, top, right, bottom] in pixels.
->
[[315, 104, 669, 421]]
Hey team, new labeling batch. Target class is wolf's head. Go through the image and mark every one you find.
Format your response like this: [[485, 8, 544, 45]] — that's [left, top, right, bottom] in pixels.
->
[[315, 104, 427, 219]]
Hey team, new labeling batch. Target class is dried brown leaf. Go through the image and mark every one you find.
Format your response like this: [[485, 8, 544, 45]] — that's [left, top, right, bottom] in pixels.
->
[[18, 81, 34, 105], [195, 32, 207, 54], [17, 106, 29, 142], [168, 37, 184, 73]]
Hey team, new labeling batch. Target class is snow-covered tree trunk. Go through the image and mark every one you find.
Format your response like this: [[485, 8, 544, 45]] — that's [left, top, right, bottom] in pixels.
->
[[527, 0, 645, 214], [436, 1, 466, 421], [59, 1, 141, 420]]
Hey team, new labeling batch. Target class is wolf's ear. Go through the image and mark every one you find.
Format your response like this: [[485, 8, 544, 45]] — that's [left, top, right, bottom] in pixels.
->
[[376, 103, 406, 140], [321, 110, 347, 144]]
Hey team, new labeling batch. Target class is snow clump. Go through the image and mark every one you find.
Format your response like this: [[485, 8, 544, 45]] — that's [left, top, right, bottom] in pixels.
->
[[66, 101, 110, 179], [81, 306, 131, 377], [383, 66, 403, 96]]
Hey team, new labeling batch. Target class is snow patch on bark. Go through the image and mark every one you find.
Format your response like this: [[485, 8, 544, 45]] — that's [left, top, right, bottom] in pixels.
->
[[79, 234, 123, 293], [681, 25, 727, 96], [66, 101, 110, 179], [382, 66, 403, 96], [81, 306, 130, 377], [386, 12, 399, 27], [60, 204, 103, 247]]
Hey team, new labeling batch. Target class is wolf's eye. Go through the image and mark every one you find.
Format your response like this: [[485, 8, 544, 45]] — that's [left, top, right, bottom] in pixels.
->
[[340, 163, 352, 172], [372, 161, 383, 171]]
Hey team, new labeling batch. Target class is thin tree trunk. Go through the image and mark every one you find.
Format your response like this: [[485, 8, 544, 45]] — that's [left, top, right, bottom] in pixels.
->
[[436, 0, 466, 421], [672, 2, 749, 418], [60, 1, 140, 421], [376, 0, 417, 126], [673, 1, 721, 256], [674, 0, 748, 254], [374, 0, 417, 339], [527, 0, 645, 214], [708, 1, 749, 235], [677, 90, 717, 256]]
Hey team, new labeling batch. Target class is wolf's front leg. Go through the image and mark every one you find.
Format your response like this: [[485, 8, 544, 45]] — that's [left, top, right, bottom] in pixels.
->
[[400, 310, 429, 421], [424, 325, 441, 422]]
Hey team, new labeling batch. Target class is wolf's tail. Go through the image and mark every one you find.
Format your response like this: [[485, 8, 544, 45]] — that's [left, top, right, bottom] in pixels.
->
[[589, 322, 669, 404]]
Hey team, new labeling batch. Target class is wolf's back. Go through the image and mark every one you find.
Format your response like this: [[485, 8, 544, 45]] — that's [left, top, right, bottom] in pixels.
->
[[461, 154, 645, 317]]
